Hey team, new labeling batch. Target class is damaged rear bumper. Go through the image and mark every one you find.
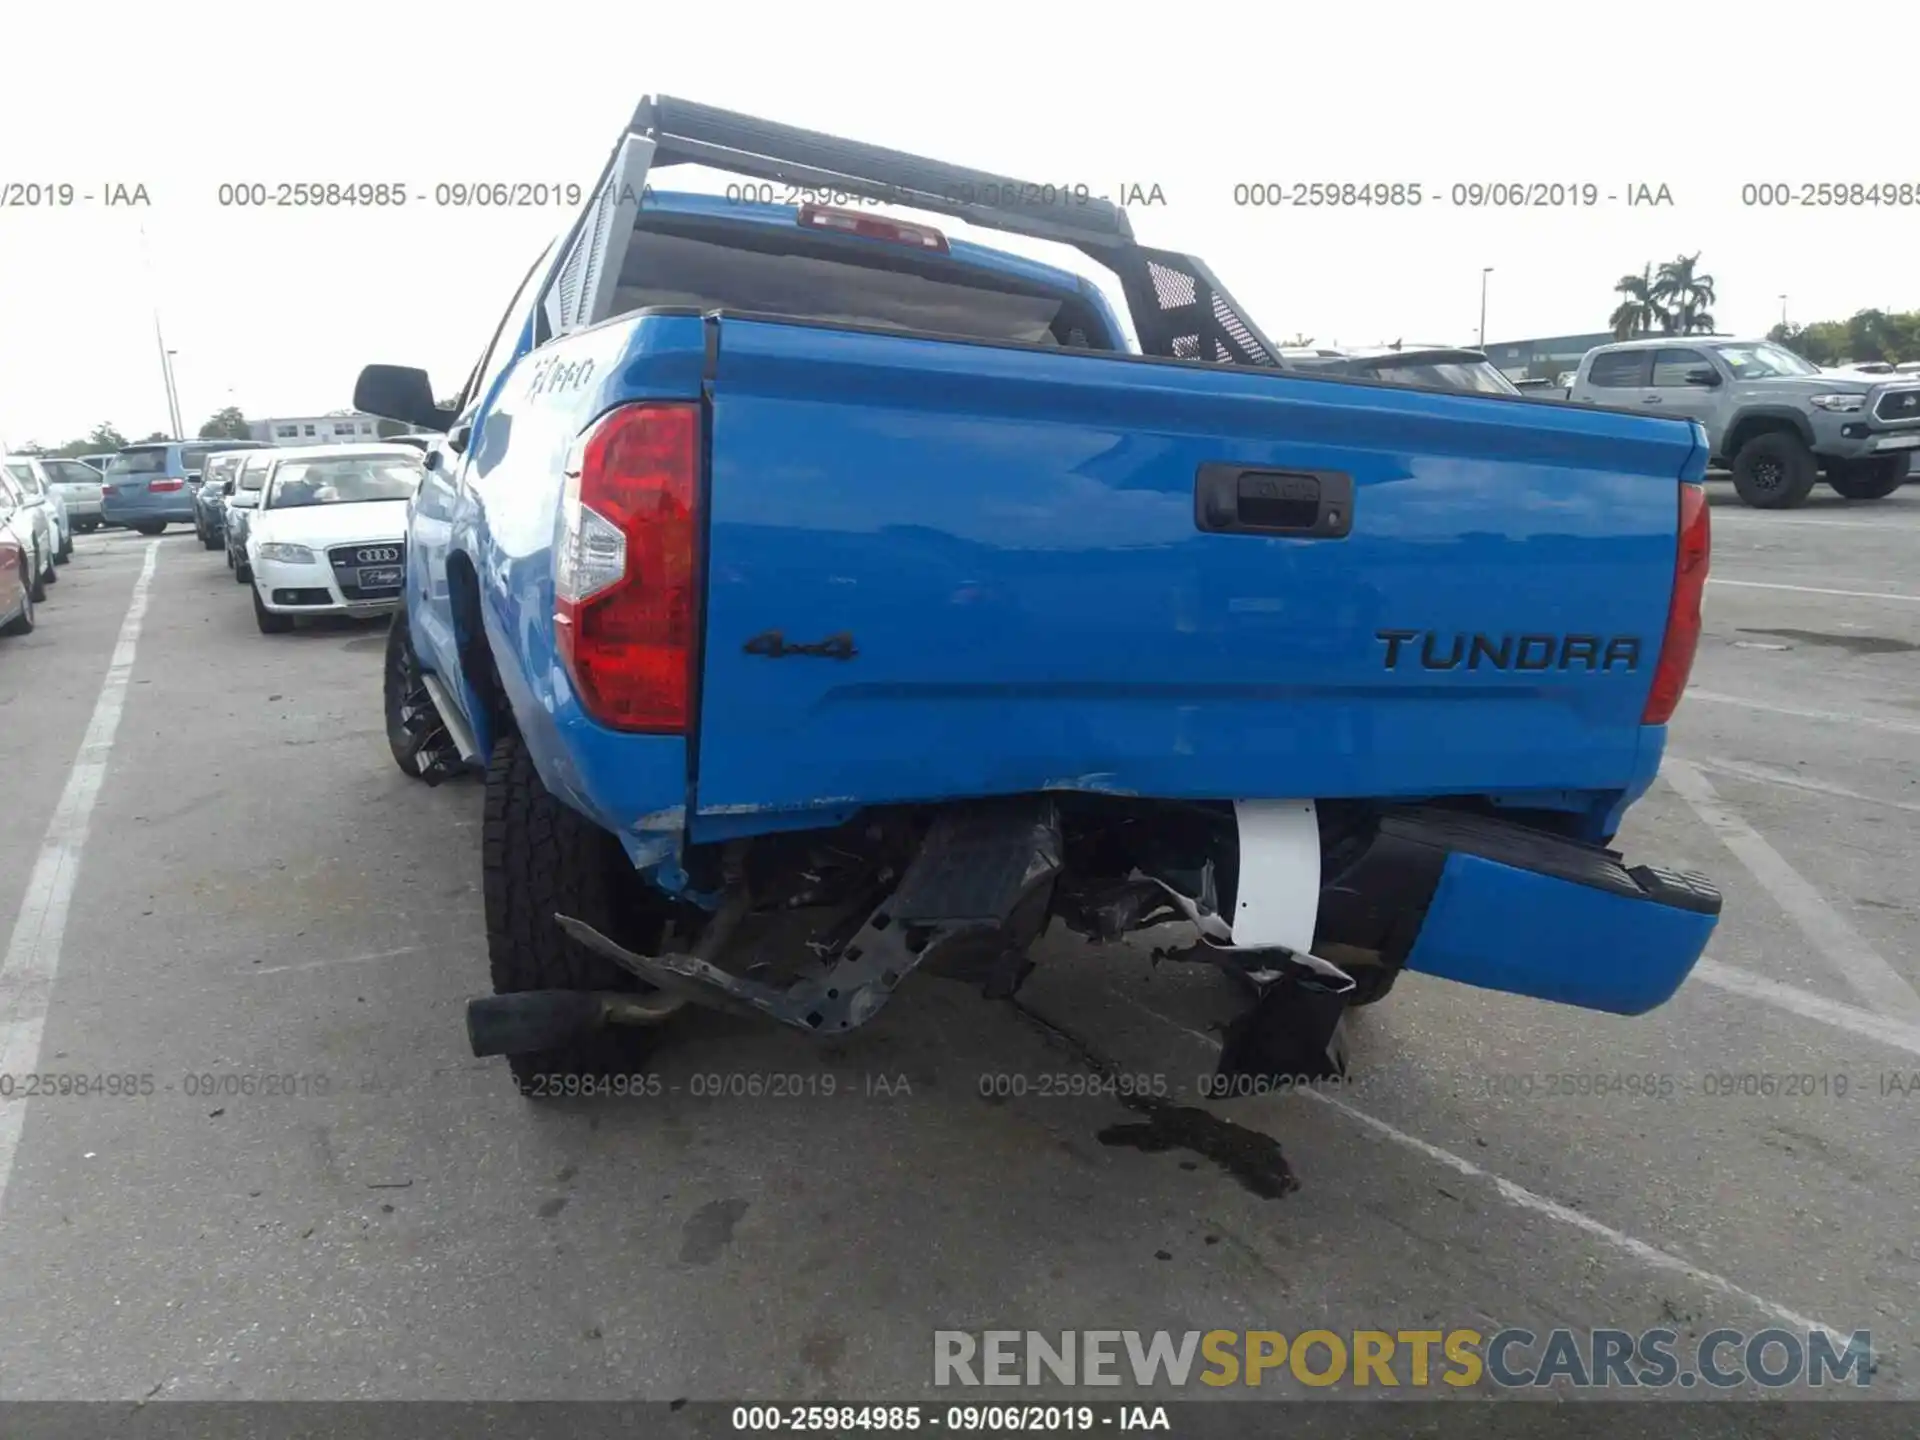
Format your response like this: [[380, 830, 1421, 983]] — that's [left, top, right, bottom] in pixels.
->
[[1316, 808, 1722, 1015], [569, 798, 1063, 1035]]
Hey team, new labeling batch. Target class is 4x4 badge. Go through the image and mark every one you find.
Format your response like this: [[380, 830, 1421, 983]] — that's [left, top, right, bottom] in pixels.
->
[[743, 630, 857, 661]]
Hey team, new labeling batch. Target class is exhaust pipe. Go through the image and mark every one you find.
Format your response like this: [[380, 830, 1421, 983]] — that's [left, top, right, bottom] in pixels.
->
[[467, 879, 751, 1059], [466, 989, 685, 1058]]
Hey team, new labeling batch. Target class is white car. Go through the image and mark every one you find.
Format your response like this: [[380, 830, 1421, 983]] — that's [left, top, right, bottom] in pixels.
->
[[5, 456, 92, 550], [244, 444, 424, 634], [33, 457, 104, 534], [3, 457, 71, 564], [0, 466, 58, 591]]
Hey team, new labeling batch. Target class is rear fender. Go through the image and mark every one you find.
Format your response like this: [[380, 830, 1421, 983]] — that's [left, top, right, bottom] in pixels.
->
[[459, 315, 708, 858]]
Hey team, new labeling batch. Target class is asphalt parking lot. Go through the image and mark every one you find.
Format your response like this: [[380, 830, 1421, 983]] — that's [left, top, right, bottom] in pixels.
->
[[0, 486, 1916, 1423]]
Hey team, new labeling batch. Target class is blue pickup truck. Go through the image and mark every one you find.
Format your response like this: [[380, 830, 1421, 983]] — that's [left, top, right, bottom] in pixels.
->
[[357, 97, 1721, 1097]]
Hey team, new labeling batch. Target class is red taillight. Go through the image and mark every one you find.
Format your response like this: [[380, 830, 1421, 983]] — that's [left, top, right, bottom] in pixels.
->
[[797, 203, 949, 253], [1642, 482, 1710, 725], [554, 402, 700, 732], [148, 478, 185, 492]]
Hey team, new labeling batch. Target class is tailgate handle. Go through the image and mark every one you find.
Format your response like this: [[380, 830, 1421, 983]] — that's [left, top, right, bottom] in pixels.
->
[[1195, 465, 1353, 539]]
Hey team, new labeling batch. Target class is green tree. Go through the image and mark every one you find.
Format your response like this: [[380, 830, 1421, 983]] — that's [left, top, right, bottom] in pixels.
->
[[1771, 310, 1920, 367], [55, 422, 130, 456], [139, 430, 169, 443], [197, 405, 251, 440], [1654, 253, 1717, 334], [1609, 264, 1663, 339], [34, 423, 130, 457]]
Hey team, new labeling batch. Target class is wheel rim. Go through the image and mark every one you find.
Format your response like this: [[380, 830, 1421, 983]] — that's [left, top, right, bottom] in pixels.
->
[[1752, 458, 1783, 491]]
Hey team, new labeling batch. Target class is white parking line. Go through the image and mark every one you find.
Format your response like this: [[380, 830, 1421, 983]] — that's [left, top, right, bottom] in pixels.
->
[[1661, 758, 1920, 1023], [0, 541, 160, 1227], [248, 944, 425, 977], [1711, 515, 1919, 533], [1687, 690, 1920, 736], [1102, 987, 1841, 1339], [1689, 959, 1920, 1059], [1708, 578, 1920, 604], [1682, 753, 1920, 816]]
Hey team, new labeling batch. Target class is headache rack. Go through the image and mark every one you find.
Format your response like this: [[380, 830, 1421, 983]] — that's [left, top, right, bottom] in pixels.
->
[[625, 95, 1282, 370]]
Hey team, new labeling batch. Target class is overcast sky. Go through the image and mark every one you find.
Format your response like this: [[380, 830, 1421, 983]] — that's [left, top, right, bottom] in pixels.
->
[[3, 0, 1918, 447]]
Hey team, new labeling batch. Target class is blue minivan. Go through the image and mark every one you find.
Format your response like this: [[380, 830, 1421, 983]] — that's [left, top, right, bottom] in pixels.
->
[[102, 439, 275, 534]]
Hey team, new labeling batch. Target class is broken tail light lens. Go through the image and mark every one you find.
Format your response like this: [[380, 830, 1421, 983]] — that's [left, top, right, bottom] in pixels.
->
[[1641, 481, 1709, 726], [555, 402, 700, 733]]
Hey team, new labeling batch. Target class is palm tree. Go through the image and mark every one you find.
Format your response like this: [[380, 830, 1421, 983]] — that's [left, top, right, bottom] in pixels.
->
[[1655, 253, 1717, 334], [1609, 265, 1662, 339]]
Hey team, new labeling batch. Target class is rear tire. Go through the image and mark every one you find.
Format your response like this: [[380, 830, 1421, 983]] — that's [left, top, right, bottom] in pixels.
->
[[1731, 432, 1818, 508], [235, 559, 252, 584], [201, 529, 222, 550], [27, 547, 46, 603], [252, 582, 294, 634], [483, 729, 669, 1097], [1827, 456, 1909, 500], [134, 522, 166, 537], [1342, 965, 1400, 1007]]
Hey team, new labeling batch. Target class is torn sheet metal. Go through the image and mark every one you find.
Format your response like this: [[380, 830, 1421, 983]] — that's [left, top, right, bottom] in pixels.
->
[[563, 796, 1065, 1034], [1133, 798, 1349, 989]]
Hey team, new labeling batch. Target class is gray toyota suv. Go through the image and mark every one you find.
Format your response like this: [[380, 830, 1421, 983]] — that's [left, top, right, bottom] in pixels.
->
[[1568, 336, 1920, 508]]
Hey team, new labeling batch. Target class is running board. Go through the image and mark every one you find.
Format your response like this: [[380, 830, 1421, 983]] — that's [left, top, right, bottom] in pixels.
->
[[419, 671, 481, 765]]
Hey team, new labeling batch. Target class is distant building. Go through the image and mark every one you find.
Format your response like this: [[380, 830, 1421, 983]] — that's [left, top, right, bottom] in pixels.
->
[[1480, 332, 1616, 382], [250, 412, 394, 447]]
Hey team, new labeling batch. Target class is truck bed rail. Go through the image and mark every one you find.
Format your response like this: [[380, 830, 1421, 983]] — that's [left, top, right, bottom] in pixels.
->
[[631, 95, 1136, 249]]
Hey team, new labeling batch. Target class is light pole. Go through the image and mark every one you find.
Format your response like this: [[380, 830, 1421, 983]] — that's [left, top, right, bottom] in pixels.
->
[[138, 223, 185, 438], [1779, 294, 1788, 330], [1478, 267, 1494, 349], [164, 349, 184, 439]]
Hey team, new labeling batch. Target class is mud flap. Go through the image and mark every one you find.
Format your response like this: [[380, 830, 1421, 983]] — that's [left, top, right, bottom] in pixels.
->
[[1217, 966, 1352, 1085]]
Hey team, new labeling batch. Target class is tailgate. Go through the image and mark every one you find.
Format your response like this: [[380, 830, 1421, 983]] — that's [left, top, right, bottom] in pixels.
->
[[692, 318, 1702, 819]]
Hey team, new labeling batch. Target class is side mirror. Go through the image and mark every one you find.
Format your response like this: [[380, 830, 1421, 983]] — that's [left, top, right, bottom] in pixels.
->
[[1684, 367, 1721, 387], [354, 365, 453, 433]]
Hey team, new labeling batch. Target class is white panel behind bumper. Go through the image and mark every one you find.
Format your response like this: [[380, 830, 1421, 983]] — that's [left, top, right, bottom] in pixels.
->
[[1132, 798, 1347, 985], [1229, 799, 1320, 952]]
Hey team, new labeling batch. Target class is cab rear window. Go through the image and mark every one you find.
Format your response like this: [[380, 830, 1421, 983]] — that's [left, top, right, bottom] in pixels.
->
[[612, 222, 1115, 350], [1586, 351, 1653, 388]]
